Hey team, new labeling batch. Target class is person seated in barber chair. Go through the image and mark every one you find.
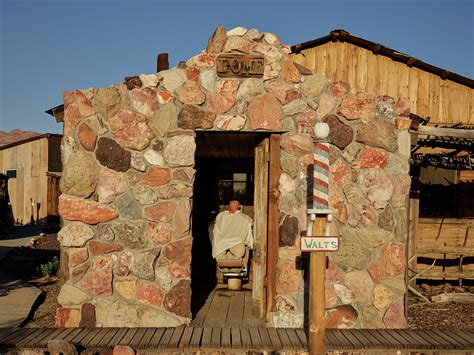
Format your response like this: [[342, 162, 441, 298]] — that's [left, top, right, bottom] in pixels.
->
[[209, 200, 253, 288]]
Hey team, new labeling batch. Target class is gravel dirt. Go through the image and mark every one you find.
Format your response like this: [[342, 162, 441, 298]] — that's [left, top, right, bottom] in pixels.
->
[[3, 229, 473, 329]]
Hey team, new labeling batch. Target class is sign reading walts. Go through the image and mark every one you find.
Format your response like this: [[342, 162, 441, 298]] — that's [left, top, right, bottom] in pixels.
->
[[216, 54, 264, 78], [301, 236, 339, 252]]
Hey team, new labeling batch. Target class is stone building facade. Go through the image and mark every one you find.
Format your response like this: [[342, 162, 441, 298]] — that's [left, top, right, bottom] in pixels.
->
[[55, 26, 411, 328]]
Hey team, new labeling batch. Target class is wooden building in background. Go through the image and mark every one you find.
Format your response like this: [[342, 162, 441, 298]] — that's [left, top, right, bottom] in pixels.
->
[[291, 30, 474, 284], [289, 29, 473, 125], [0, 134, 62, 225]]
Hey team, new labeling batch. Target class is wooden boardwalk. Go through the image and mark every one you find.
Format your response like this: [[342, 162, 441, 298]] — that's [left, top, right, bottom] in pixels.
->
[[0, 327, 473, 353], [192, 287, 264, 328]]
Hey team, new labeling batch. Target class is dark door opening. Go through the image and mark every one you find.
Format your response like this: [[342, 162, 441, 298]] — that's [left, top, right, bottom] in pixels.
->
[[191, 132, 270, 325]]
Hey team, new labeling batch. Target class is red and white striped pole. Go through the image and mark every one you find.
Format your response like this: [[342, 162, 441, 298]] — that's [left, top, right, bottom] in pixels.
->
[[308, 122, 331, 354]]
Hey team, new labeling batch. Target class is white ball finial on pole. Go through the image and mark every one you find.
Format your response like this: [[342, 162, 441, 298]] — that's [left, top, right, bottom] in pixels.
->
[[314, 122, 330, 140]]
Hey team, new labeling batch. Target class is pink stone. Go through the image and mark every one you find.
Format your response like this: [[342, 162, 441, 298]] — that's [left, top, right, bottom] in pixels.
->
[[79, 269, 113, 296], [207, 92, 236, 114], [299, 154, 314, 173], [97, 168, 126, 204], [285, 89, 303, 103], [359, 169, 393, 209], [113, 345, 136, 355], [158, 91, 175, 104], [141, 167, 171, 187], [381, 242, 406, 276], [276, 260, 302, 294], [383, 298, 406, 328], [247, 94, 283, 130], [91, 255, 116, 270], [392, 174, 411, 195], [172, 167, 196, 182], [282, 60, 300, 83], [352, 148, 388, 169], [367, 260, 385, 284], [329, 188, 348, 224], [169, 266, 191, 278], [175, 84, 206, 105], [115, 251, 133, 276], [164, 237, 192, 266], [330, 159, 350, 188], [59, 195, 118, 224], [325, 305, 358, 328], [325, 287, 339, 308], [78, 123, 97, 151], [108, 109, 155, 151], [63, 90, 96, 136], [348, 203, 377, 229], [295, 111, 317, 134], [216, 80, 240, 94], [280, 132, 313, 157], [337, 92, 375, 120], [345, 270, 375, 303], [173, 199, 191, 239], [55, 307, 81, 327], [315, 94, 337, 119], [88, 241, 122, 256], [187, 53, 217, 68], [144, 201, 176, 222], [186, 67, 200, 82], [223, 36, 252, 53], [395, 117, 412, 130], [396, 97, 411, 117], [137, 283, 164, 306], [146, 222, 172, 245], [264, 80, 286, 103], [332, 81, 351, 100], [68, 248, 88, 267], [130, 88, 159, 116]]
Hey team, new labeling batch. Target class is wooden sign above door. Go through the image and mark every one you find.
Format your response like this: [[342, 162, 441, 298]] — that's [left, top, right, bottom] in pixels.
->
[[216, 54, 264, 78]]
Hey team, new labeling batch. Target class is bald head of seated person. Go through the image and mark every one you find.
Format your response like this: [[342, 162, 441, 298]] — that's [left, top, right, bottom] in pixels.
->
[[209, 200, 253, 260]]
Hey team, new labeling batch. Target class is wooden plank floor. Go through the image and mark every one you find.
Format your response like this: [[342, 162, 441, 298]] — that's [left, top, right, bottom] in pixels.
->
[[0, 327, 473, 352], [192, 285, 264, 328]]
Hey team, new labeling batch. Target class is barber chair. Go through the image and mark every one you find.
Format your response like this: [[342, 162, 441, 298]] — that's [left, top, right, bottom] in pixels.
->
[[215, 243, 250, 290]]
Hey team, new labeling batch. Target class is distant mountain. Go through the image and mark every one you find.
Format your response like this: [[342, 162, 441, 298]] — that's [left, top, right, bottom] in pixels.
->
[[0, 129, 42, 148]]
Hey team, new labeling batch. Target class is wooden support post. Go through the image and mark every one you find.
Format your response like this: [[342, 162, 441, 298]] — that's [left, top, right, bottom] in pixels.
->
[[408, 197, 419, 288], [309, 215, 326, 354]]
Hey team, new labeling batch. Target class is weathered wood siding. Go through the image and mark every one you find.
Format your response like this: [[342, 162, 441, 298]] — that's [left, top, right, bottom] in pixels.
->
[[0, 137, 56, 225], [289, 42, 473, 125], [415, 218, 474, 281]]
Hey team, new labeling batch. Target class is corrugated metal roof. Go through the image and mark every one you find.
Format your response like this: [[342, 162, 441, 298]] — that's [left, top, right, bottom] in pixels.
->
[[291, 29, 474, 89]]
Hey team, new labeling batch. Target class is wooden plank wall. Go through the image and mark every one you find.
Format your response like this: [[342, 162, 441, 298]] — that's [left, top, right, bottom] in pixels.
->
[[0, 137, 51, 224], [415, 218, 474, 282], [289, 42, 473, 125]]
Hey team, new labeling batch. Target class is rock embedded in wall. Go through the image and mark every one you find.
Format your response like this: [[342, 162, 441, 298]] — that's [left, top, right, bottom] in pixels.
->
[[114, 221, 146, 249], [108, 110, 155, 150], [60, 150, 99, 198], [95, 137, 131, 172], [130, 249, 160, 281], [356, 116, 398, 153], [63, 90, 96, 135], [163, 135, 196, 167], [326, 305, 358, 328], [59, 222, 95, 247], [163, 279, 192, 318], [59, 196, 118, 224], [78, 268, 113, 296]]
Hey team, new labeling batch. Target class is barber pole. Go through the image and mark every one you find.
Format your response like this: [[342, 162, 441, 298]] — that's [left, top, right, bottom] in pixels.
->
[[313, 141, 330, 210]]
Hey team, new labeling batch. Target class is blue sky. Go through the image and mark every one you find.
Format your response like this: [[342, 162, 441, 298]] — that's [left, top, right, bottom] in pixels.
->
[[1, 0, 472, 134]]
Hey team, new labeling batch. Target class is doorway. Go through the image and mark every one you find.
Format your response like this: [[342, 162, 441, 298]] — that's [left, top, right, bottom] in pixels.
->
[[190, 132, 280, 325]]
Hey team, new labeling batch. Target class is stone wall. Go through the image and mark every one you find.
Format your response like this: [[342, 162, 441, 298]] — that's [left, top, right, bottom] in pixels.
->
[[56, 25, 411, 328]]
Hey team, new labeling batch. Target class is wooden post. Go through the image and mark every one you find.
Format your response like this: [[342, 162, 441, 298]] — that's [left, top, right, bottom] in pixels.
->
[[309, 215, 326, 354], [157, 53, 169, 73]]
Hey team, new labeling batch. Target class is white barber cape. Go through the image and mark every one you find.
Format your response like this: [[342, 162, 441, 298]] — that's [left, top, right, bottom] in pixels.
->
[[209, 210, 253, 259]]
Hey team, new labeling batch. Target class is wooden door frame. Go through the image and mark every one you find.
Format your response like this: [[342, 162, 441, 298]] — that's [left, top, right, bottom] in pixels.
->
[[265, 134, 281, 320]]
